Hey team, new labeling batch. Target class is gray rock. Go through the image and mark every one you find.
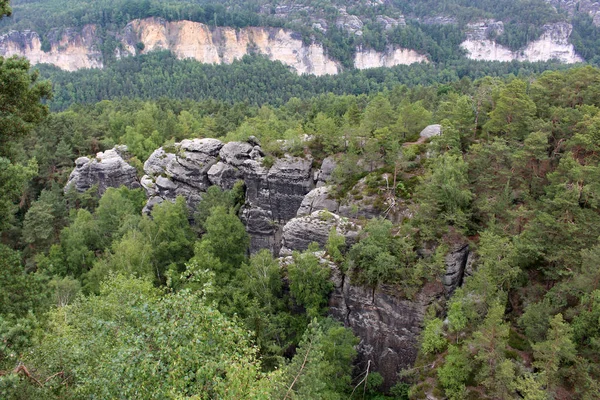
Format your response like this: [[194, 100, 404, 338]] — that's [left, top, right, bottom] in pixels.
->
[[329, 274, 445, 391], [65, 147, 140, 195], [219, 141, 254, 166], [141, 139, 226, 210], [280, 210, 359, 256], [376, 15, 405, 30], [419, 124, 442, 139], [315, 156, 336, 187], [142, 195, 164, 215], [179, 138, 223, 155], [207, 162, 242, 190], [337, 176, 387, 220], [297, 186, 339, 216], [141, 139, 316, 254], [241, 206, 281, 254], [336, 12, 364, 34], [442, 244, 470, 296], [267, 155, 314, 222]]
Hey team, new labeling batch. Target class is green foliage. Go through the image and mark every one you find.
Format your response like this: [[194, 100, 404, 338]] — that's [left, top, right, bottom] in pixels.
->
[[279, 317, 358, 399], [13, 275, 278, 398], [194, 183, 244, 232], [200, 205, 249, 278], [0, 56, 51, 156], [421, 318, 447, 355], [532, 313, 576, 393], [484, 79, 536, 139], [438, 345, 471, 400], [0, 0, 10, 17], [412, 152, 473, 235], [35, 52, 569, 112], [0, 244, 49, 319], [326, 227, 346, 265], [287, 250, 334, 318], [0, 157, 37, 231], [348, 217, 417, 288]]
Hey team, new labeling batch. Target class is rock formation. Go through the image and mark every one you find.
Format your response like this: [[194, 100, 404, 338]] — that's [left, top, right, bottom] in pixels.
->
[[354, 46, 428, 69], [64, 146, 140, 194], [280, 210, 360, 256], [460, 21, 584, 63], [329, 274, 445, 391], [548, 0, 600, 26], [0, 17, 428, 75], [442, 244, 472, 296], [419, 124, 442, 139], [64, 139, 474, 391], [141, 137, 315, 254]]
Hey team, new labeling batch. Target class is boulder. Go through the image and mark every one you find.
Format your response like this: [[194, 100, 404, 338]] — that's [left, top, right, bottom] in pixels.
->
[[207, 162, 242, 190], [296, 186, 339, 216], [280, 210, 359, 256], [419, 124, 442, 139], [65, 146, 140, 195], [219, 141, 254, 166]]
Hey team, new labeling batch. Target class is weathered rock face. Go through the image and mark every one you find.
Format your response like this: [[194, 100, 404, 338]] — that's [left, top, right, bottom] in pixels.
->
[[296, 186, 340, 217], [314, 156, 337, 187], [354, 46, 428, 69], [142, 138, 223, 212], [65, 146, 140, 194], [142, 138, 315, 254], [0, 17, 428, 75], [442, 244, 471, 296], [0, 25, 103, 71], [461, 21, 584, 63], [280, 210, 360, 256], [329, 276, 445, 391], [121, 18, 341, 76]]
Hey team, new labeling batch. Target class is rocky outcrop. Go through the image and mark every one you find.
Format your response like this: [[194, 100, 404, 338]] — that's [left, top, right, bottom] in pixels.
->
[[120, 18, 340, 76], [354, 46, 428, 69], [442, 244, 470, 295], [142, 138, 222, 212], [142, 138, 315, 254], [0, 17, 428, 74], [65, 146, 140, 194], [461, 21, 584, 63], [0, 25, 102, 71], [296, 186, 340, 217], [420, 124, 442, 139], [314, 156, 336, 187], [329, 276, 445, 390], [280, 210, 360, 255]]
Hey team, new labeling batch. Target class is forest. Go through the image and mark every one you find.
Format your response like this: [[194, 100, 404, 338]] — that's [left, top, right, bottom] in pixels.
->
[[3, 0, 600, 399], [37, 52, 570, 111], [3, 30, 600, 398]]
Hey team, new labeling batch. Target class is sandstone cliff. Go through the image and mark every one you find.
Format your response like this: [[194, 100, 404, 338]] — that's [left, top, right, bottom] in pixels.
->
[[0, 25, 103, 71], [0, 17, 428, 75], [461, 21, 584, 63]]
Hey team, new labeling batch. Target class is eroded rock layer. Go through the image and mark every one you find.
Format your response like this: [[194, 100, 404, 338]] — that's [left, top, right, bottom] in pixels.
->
[[0, 18, 428, 75], [141, 138, 315, 254]]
